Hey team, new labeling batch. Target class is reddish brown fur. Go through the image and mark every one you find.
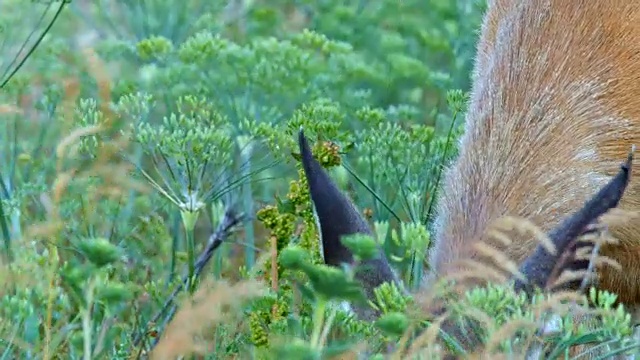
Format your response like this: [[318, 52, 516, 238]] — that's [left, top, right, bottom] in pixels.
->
[[430, 0, 640, 305]]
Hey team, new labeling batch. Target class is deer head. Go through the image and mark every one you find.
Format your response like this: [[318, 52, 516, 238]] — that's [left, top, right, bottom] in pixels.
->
[[297, 129, 633, 354]]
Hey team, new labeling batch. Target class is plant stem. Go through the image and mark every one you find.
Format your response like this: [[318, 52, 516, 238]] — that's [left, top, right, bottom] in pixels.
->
[[181, 209, 200, 293], [43, 243, 60, 360], [238, 136, 255, 270], [241, 158, 255, 270], [410, 253, 423, 291], [186, 226, 195, 292], [168, 210, 180, 285], [10, 210, 20, 245], [82, 277, 96, 360], [310, 298, 327, 349], [318, 306, 337, 348], [210, 202, 225, 279]]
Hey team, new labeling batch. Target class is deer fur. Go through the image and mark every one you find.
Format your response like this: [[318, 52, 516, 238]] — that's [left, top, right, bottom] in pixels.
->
[[296, 0, 640, 356], [430, 0, 640, 305], [299, 128, 632, 354]]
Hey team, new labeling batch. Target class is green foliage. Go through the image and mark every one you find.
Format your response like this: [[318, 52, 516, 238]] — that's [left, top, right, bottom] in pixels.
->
[[0, 0, 637, 359], [341, 233, 379, 262], [77, 237, 122, 268]]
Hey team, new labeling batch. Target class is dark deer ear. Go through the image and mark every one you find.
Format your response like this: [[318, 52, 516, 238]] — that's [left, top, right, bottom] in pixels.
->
[[513, 148, 634, 293], [298, 129, 400, 319], [437, 150, 635, 358], [298, 129, 372, 267]]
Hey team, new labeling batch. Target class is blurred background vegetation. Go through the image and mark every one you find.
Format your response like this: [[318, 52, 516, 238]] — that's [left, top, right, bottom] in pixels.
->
[[5, 1, 631, 359]]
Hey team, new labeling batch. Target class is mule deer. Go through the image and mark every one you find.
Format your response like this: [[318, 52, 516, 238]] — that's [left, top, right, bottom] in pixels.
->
[[297, 0, 640, 355]]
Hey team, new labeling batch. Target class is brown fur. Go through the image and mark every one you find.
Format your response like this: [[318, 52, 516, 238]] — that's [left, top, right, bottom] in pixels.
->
[[431, 0, 640, 306]]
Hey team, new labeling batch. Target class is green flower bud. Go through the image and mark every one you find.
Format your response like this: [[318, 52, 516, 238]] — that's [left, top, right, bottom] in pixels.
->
[[304, 264, 364, 302], [273, 338, 318, 360], [446, 89, 469, 113], [375, 311, 409, 337], [279, 246, 310, 270], [77, 237, 121, 268], [341, 233, 379, 261], [136, 35, 173, 61], [97, 282, 133, 305]]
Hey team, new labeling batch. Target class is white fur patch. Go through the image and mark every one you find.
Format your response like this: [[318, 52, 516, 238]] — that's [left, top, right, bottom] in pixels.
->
[[541, 313, 563, 335], [573, 147, 598, 162], [337, 300, 353, 314]]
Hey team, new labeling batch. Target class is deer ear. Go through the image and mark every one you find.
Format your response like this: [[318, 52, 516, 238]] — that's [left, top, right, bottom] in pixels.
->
[[298, 129, 373, 267], [513, 148, 634, 293], [298, 130, 402, 321]]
